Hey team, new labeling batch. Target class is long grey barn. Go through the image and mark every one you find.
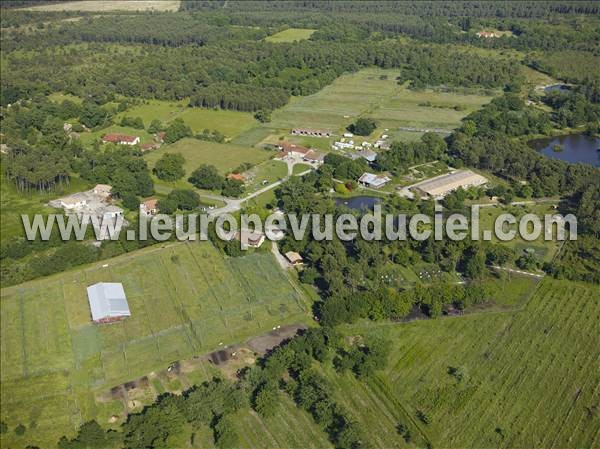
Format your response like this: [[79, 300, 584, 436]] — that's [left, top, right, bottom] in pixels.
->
[[87, 282, 131, 323]]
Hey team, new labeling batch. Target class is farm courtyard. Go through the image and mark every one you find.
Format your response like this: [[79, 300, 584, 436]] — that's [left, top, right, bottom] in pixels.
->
[[0, 242, 310, 448]]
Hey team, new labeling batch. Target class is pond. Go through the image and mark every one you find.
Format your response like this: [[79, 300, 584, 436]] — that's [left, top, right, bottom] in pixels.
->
[[528, 134, 600, 167], [335, 195, 382, 211], [543, 84, 571, 94]]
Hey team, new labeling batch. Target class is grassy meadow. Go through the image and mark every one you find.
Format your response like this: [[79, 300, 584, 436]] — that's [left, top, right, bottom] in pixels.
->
[[265, 28, 316, 43], [0, 242, 310, 448], [145, 138, 273, 176], [114, 100, 258, 139], [331, 279, 600, 449]]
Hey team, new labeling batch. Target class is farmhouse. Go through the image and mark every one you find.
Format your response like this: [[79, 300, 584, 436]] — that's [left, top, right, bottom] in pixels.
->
[[140, 198, 159, 216], [276, 142, 312, 159], [87, 282, 131, 323], [285, 251, 304, 266], [358, 172, 391, 189], [102, 134, 140, 145], [235, 229, 265, 248], [291, 128, 332, 137], [411, 170, 488, 198], [303, 149, 324, 164], [227, 173, 247, 183]]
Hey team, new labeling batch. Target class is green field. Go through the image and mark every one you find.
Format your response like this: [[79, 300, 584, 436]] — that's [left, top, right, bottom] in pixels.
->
[[333, 279, 600, 448], [265, 28, 316, 43], [0, 242, 310, 448], [114, 100, 258, 140], [145, 138, 273, 176], [267, 68, 496, 138]]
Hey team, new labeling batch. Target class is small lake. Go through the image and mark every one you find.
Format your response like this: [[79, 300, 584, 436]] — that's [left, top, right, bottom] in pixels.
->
[[543, 84, 571, 94], [335, 195, 382, 211], [528, 134, 600, 167]]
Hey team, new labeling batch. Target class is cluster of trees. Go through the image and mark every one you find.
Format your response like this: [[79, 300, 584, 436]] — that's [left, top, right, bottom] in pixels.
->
[[190, 83, 290, 112], [120, 116, 145, 129], [157, 189, 200, 214], [55, 326, 386, 449], [347, 117, 377, 136], [153, 152, 185, 182], [188, 164, 244, 197], [542, 89, 600, 128], [376, 132, 448, 173]]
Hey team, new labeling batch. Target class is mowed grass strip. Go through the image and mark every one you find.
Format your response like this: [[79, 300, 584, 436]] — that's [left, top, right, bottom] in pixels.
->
[[350, 279, 600, 449], [0, 241, 309, 449], [144, 138, 272, 176], [265, 28, 316, 43]]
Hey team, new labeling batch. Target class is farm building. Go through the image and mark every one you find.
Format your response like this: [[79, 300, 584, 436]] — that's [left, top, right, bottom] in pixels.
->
[[235, 229, 265, 248], [303, 150, 324, 164], [140, 198, 159, 216], [140, 142, 160, 152], [227, 173, 247, 183], [356, 148, 378, 163], [411, 170, 488, 198], [102, 134, 140, 145], [87, 282, 131, 323], [292, 128, 332, 137], [285, 251, 304, 266], [358, 172, 391, 189]]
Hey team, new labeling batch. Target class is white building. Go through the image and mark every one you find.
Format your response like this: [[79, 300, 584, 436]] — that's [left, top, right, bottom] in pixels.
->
[[87, 282, 131, 323], [358, 172, 391, 189], [411, 170, 488, 198]]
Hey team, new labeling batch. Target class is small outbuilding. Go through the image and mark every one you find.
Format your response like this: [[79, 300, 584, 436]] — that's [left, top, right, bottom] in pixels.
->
[[358, 172, 391, 189], [87, 282, 131, 323], [285, 251, 304, 266]]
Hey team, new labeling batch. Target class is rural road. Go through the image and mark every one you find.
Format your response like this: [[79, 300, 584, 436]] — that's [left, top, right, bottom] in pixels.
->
[[208, 161, 312, 217]]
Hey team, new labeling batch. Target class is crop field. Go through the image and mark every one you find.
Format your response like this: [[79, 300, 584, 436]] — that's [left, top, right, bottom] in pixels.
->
[[145, 138, 272, 176], [336, 279, 600, 448], [0, 242, 309, 448], [22, 1, 181, 11], [267, 68, 495, 138], [265, 28, 316, 43]]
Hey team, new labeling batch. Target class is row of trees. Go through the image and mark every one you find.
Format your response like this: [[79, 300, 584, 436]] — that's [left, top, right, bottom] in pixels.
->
[[55, 327, 387, 449]]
